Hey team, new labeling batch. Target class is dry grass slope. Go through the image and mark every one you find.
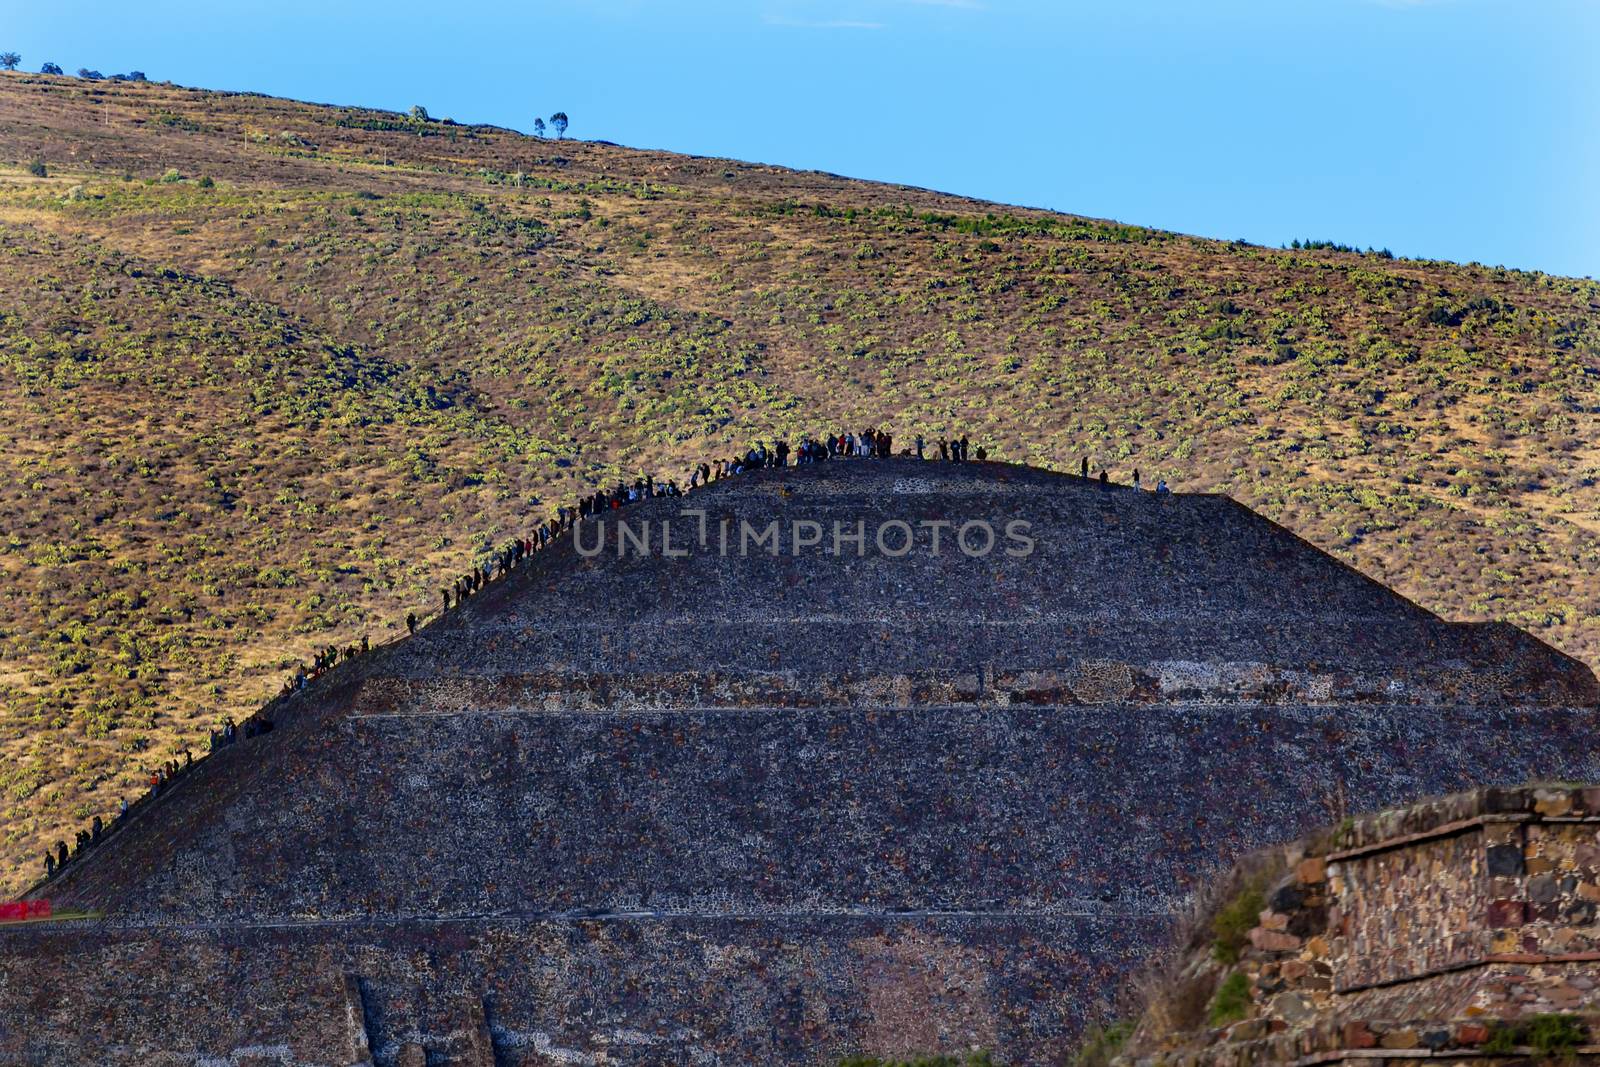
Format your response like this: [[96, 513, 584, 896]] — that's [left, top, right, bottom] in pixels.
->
[[0, 72, 1597, 893]]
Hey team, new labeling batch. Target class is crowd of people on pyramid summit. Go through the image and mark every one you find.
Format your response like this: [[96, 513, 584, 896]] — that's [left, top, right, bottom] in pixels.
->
[[36, 430, 1170, 887]]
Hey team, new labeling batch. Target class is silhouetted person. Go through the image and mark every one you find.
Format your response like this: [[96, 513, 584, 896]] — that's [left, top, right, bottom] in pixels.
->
[[407, 612, 417, 635], [55, 841, 67, 868], [1081, 457, 1089, 478], [1099, 470, 1109, 488], [44, 851, 55, 878]]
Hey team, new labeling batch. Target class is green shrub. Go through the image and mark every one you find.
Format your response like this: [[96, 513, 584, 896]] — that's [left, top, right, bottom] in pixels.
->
[[197, 175, 214, 189], [1483, 1014, 1586, 1059], [160, 167, 182, 183], [1208, 971, 1252, 1027], [1482, 1025, 1517, 1056], [1073, 1020, 1134, 1067], [27, 158, 46, 178], [1211, 885, 1265, 964], [1527, 1014, 1587, 1058]]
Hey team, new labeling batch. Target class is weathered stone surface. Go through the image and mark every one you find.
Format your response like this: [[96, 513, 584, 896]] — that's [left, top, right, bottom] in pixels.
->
[[1380, 1027, 1420, 1049], [1343, 1021, 1377, 1049], [1486, 843, 1525, 877], [7, 462, 1600, 1065], [1295, 857, 1327, 885]]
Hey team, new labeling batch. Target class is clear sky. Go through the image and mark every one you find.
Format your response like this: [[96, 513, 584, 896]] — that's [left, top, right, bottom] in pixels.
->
[[5, 0, 1598, 277]]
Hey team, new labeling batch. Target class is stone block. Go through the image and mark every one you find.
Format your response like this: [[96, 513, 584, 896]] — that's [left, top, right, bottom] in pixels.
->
[[1534, 789, 1574, 816], [1285, 905, 1328, 939], [1270, 885, 1305, 913], [1228, 1019, 1268, 1042], [1295, 857, 1327, 885], [1270, 993, 1314, 1025], [1380, 1028, 1420, 1050], [1486, 843, 1525, 877], [1485, 788, 1532, 814], [1528, 874, 1559, 904], [1343, 1021, 1377, 1049], [1249, 929, 1302, 953], [1487, 899, 1527, 928], [1421, 1029, 1452, 1050], [1561, 900, 1597, 924]]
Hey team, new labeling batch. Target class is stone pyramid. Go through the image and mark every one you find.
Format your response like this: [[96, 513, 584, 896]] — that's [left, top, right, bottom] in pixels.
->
[[6, 459, 1596, 1065]]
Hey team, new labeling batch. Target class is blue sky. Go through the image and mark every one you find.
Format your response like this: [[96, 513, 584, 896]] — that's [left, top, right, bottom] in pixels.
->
[[5, 0, 1598, 277]]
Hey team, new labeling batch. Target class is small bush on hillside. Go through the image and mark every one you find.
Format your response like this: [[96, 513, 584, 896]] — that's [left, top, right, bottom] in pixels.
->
[[1288, 238, 1395, 259], [1207, 971, 1251, 1027], [197, 175, 214, 189], [159, 168, 182, 183], [1073, 1020, 1134, 1067], [40, 62, 62, 75], [27, 159, 47, 178], [1211, 885, 1265, 964]]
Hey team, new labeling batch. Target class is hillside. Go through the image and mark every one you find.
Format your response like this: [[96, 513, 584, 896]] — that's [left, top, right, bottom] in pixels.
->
[[0, 71, 1597, 894]]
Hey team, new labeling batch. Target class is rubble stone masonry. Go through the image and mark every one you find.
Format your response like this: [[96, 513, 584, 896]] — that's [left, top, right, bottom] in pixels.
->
[[1118, 785, 1600, 1067]]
